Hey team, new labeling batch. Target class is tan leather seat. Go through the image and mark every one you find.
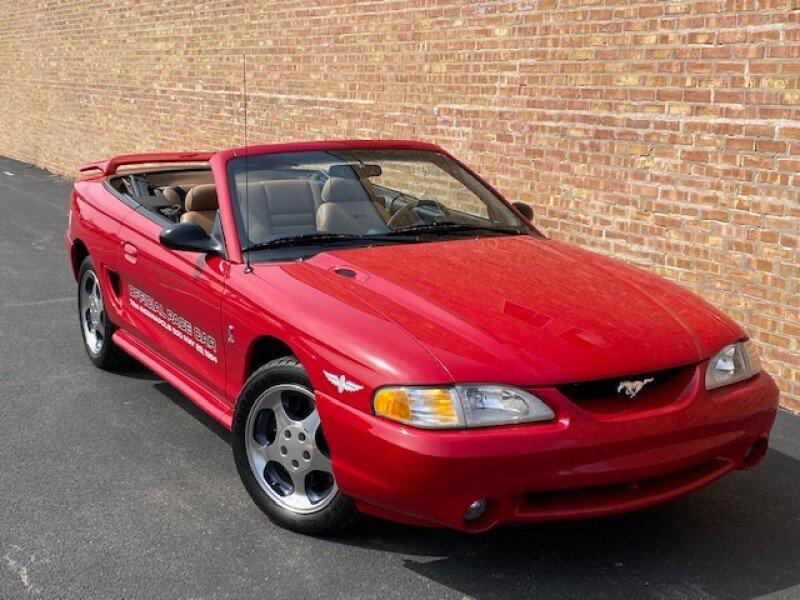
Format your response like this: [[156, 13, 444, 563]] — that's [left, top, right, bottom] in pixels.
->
[[241, 180, 319, 242], [180, 184, 217, 235], [162, 185, 189, 207], [316, 177, 387, 235]]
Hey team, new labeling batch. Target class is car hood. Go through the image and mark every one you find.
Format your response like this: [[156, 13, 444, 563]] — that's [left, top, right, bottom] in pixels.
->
[[278, 236, 743, 386]]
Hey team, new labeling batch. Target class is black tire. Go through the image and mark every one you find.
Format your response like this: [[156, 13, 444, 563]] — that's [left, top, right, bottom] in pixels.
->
[[232, 357, 359, 534], [77, 256, 127, 370]]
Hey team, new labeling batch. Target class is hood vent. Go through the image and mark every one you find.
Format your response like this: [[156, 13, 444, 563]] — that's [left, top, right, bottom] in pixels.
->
[[328, 265, 369, 281]]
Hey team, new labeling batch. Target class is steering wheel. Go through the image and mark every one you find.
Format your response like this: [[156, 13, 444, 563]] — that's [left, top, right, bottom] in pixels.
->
[[387, 199, 447, 229]]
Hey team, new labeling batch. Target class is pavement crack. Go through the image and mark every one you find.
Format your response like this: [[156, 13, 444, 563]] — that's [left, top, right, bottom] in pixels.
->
[[3, 545, 41, 595], [3, 296, 73, 309]]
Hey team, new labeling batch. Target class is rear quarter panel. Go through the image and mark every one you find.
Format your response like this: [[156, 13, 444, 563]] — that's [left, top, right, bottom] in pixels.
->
[[67, 179, 132, 325]]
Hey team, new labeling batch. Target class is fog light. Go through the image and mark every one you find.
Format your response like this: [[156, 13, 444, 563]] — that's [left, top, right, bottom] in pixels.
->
[[464, 498, 487, 521], [742, 438, 768, 469]]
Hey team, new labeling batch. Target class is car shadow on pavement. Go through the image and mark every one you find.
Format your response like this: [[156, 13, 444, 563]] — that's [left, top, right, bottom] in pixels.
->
[[332, 449, 800, 600], [152, 381, 231, 444], [111, 361, 162, 382]]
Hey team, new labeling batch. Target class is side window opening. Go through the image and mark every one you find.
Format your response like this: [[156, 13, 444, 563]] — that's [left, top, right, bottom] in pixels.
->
[[121, 174, 185, 223], [110, 168, 215, 226]]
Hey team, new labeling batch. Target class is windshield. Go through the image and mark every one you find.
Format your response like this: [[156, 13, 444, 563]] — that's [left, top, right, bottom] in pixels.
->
[[226, 148, 534, 254]]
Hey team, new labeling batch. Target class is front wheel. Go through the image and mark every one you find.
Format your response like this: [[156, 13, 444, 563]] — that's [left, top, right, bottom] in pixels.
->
[[232, 357, 359, 534]]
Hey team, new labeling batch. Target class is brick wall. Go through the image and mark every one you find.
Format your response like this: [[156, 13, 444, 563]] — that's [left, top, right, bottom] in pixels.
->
[[0, 1, 797, 410]]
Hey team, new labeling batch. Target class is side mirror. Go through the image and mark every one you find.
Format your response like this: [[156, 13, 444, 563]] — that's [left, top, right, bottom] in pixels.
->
[[512, 202, 534, 221], [159, 222, 223, 255]]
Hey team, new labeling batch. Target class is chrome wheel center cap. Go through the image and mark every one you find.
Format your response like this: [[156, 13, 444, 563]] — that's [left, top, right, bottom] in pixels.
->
[[278, 424, 314, 473]]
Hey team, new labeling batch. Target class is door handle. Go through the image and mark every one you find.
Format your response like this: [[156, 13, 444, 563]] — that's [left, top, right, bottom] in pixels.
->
[[123, 242, 138, 264]]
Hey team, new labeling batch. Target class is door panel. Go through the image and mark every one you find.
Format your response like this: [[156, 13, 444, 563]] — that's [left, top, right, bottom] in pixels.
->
[[116, 209, 228, 398]]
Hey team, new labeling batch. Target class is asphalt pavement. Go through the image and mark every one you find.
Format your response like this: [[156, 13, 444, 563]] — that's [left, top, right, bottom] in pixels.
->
[[0, 155, 798, 600]]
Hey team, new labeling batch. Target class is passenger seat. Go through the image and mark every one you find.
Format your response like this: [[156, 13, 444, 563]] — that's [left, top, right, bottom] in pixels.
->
[[180, 184, 217, 235]]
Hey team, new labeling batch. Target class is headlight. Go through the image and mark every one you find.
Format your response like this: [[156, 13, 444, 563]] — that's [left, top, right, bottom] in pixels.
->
[[372, 385, 555, 429], [705, 340, 762, 391]]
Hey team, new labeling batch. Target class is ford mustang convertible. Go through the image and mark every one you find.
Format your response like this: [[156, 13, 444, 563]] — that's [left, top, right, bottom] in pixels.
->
[[65, 140, 779, 534]]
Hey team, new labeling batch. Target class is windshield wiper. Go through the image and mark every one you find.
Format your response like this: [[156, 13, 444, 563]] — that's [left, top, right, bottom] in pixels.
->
[[244, 232, 417, 251], [243, 223, 523, 252], [388, 222, 525, 236]]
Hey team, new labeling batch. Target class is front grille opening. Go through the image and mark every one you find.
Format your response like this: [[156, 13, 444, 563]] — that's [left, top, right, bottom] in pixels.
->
[[556, 364, 696, 414]]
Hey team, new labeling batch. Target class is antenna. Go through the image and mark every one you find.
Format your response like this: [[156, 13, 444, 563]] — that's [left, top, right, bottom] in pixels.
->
[[242, 53, 253, 274]]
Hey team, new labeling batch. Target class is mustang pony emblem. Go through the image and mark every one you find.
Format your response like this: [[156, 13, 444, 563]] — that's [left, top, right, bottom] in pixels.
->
[[617, 377, 655, 398], [324, 371, 364, 394]]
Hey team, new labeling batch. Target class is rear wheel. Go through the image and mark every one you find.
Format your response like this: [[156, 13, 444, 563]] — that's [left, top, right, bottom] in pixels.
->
[[232, 357, 359, 534], [77, 257, 126, 370]]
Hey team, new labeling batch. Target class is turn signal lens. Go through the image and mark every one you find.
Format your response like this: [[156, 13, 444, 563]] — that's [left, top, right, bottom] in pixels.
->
[[373, 385, 554, 429], [373, 387, 461, 428], [373, 388, 412, 422]]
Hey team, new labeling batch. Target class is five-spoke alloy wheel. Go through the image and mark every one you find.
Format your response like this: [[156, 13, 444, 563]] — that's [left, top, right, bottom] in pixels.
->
[[245, 383, 337, 514], [77, 256, 126, 370], [80, 267, 106, 355], [233, 357, 359, 534]]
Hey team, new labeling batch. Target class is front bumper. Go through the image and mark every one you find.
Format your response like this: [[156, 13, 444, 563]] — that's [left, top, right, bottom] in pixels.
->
[[317, 368, 779, 532]]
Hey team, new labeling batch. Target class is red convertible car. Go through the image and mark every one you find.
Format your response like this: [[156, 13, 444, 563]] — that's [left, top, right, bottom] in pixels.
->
[[65, 140, 779, 534]]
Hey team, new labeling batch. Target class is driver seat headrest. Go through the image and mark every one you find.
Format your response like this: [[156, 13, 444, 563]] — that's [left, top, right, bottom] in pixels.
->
[[321, 177, 370, 204], [180, 184, 218, 235], [316, 177, 388, 235], [184, 184, 218, 212]]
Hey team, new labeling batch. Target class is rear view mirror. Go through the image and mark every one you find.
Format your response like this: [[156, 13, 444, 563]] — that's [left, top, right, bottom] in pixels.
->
[[329, 163, 383, 179], [512, 202, 534, 221], [356, 163, 383, 178], [159, 222, 223, 255]]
